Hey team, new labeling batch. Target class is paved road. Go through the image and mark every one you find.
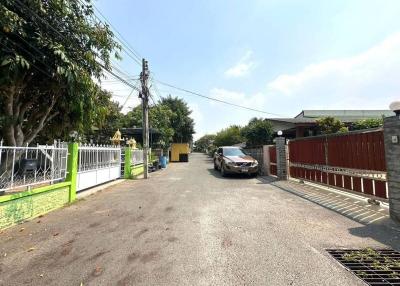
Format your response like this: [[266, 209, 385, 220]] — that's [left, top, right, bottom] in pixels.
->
[[1, 153, 399, 286]]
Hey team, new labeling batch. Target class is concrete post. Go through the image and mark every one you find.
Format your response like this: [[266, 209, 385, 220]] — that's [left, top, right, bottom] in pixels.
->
[[383, 116, 400, 222], [276, 137, 288, 180], [262, 145, 271, 176], [66, 143, 78, 202]]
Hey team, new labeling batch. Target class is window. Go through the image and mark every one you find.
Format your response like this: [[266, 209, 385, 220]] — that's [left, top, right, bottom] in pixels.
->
[[223, 148, 246, 156]]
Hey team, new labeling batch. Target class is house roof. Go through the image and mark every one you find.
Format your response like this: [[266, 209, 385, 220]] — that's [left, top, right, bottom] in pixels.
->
[[267, 118, 317, 124], [265, 109, 394, 131], [295, 110, 394, 121]]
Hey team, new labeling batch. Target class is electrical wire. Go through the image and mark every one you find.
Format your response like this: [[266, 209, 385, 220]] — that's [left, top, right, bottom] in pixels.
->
[[82, 0, 143, 66], [155, 80, 286, 116]]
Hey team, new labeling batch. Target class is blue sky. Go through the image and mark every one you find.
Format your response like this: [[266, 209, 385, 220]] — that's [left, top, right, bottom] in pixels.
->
[[97, 0, 400, 139]]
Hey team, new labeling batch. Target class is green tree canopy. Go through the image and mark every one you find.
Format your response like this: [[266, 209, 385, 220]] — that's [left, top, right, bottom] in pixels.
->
[[352, 118, 383, 130], [316, 117, 345, 134], [194, 134, 216, 152], [122, 95, 194, 148], [214, 125, 244, 147], [241, 118, 273, 146], [36, 89, 121, 143], [0, 0, 120, 145], [160, 96, 195, 143], [123, 103, 175, 148]]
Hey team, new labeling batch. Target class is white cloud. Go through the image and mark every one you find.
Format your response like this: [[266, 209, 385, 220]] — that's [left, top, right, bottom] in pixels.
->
[[224, 50, 256, 78], [210, 88, 267, 108], [266, 32, 400, 109]]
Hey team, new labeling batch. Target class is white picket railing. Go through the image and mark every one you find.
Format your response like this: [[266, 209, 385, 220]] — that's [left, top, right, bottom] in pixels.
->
[[0, 140, 68, 192], [78, 144, 121, 172], [77, 144, 121, 191]]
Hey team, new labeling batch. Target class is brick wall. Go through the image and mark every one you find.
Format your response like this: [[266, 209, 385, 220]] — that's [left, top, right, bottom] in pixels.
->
[[276, 137, 288, 180]]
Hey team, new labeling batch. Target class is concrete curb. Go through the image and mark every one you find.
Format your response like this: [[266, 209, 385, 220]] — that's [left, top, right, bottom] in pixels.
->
[[77, 179, 126, 199]]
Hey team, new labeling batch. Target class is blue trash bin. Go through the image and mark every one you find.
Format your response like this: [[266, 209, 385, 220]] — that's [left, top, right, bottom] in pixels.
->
[[160, 156, 167, 168]]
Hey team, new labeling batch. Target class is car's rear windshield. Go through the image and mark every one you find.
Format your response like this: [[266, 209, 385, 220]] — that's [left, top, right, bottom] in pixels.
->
[[224, 148, 246, 156]]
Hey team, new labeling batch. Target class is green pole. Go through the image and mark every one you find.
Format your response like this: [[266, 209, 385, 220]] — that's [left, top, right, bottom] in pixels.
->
[[124, 147, 132, 179], [66, 142, 78, 202]]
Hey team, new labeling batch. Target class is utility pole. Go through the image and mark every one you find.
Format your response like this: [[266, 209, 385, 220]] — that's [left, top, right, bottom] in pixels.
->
[[140, 58, 149, 179]]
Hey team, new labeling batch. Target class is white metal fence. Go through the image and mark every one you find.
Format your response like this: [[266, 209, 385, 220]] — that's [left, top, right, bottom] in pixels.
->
[[131, 149, 144, 166], [77, 144, 121, 191], [78, 144, 121, 172], [0, 140, 68, 192]]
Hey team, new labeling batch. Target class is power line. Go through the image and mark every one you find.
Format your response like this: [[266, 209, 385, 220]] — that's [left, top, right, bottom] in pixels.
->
[[149, 76, 162, 99], [84, 0, 143, 66], [102, 68, 141, 92], [155, 80, 286, 116], [121, 87, 139, 109]]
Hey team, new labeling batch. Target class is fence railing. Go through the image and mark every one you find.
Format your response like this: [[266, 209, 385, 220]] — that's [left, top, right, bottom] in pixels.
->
[[78, 144, 121, 172], [288, 129, 388, 199], [0, 140, 68, 192], [131, 149, 144, 166]]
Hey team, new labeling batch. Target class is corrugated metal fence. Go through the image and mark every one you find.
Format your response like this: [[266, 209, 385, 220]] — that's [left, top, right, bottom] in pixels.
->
[[244, 147, 264, 174], [288, 129, 388, 199]]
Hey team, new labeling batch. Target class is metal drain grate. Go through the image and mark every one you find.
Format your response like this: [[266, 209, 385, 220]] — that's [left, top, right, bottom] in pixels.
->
[[327, 248, 400, 286]]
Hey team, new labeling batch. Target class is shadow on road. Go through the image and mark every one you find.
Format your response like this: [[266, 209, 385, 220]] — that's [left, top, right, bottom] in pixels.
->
[[347, 220, 400, 251], [263, 178, 400, 251], [206, 168, 256, 180]]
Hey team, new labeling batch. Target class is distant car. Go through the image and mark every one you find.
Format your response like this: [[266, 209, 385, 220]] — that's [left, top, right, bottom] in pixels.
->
[[213, 146, 258, 177]]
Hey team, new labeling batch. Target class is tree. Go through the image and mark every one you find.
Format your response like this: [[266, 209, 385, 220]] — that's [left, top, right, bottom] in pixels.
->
[[352, 118, 383, 130], [241, 118, 273, 146], [122, 96, 193, 148], [160, 96, 195, 143], [35, 89, 121, 143], [0, 0, 120, 146], [123, 103, 175, 147], [194, 134, 216, 152], [214, 125, 244, 147], [316, 117, 345, 134]]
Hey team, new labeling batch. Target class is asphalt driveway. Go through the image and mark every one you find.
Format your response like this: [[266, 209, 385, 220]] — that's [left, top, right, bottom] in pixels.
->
[[0, 153, 399, 285]]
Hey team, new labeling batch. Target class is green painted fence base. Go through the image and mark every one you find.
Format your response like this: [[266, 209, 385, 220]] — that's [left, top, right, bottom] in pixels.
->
[[123, 147, 145, 179], [131, 164, 144, 178], [0, 143, 78, 230], [0, 183, 71, 230]]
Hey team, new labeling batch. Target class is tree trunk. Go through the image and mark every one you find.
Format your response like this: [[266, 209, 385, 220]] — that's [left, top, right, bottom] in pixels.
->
[[3, 90, 16, 146]]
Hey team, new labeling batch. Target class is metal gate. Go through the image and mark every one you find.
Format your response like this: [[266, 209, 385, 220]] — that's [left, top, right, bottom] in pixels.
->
[[77, 144, 121, 191], [288, 129, 388, 200], [269, 146, 277, 176]]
